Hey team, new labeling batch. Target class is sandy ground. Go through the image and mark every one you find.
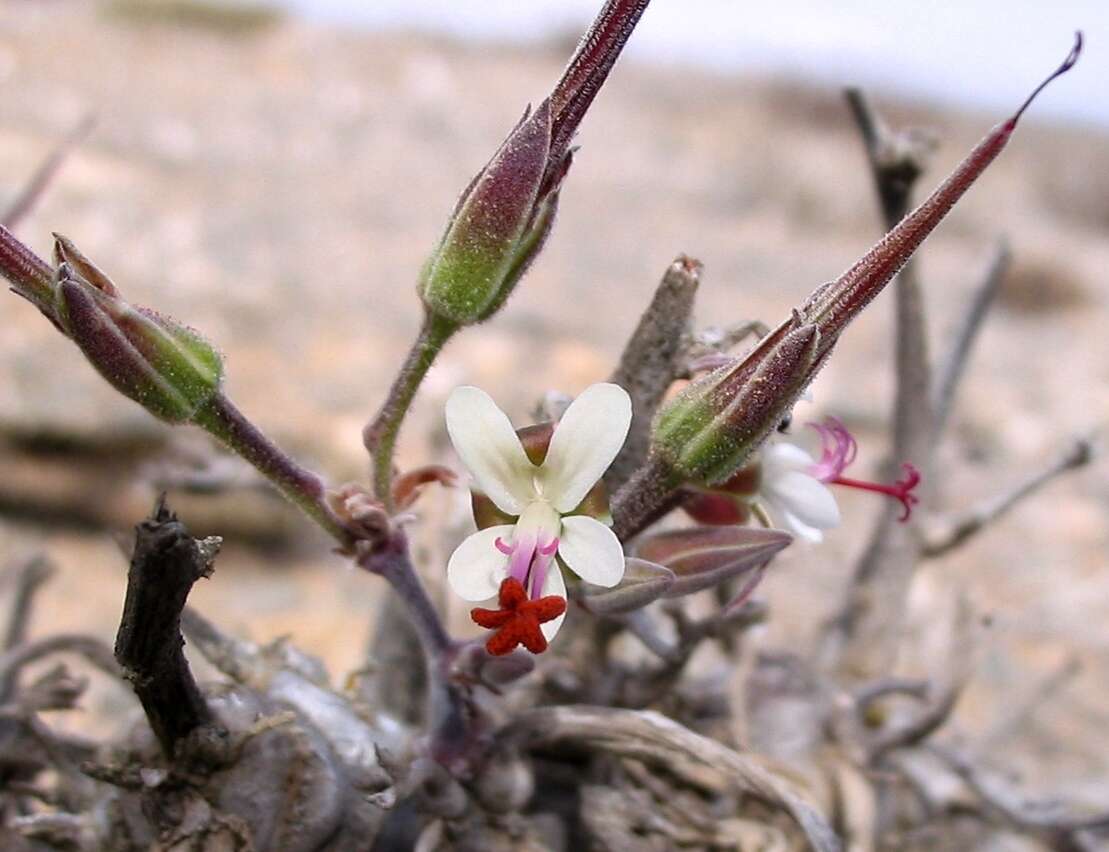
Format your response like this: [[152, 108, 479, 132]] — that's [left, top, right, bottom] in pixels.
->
[[0, 1, 1107, 800]]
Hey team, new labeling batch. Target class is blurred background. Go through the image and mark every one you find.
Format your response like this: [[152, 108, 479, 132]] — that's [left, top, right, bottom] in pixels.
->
[[0, 0, 1106, 796]]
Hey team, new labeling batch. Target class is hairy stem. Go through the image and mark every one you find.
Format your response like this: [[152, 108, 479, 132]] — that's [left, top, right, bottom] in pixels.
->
[[358, 532, 478, 774], [611, 456, 682, 542], [0, 223, 56, 317], [364, 313, 457, 508], [193, 393, 350, 544]]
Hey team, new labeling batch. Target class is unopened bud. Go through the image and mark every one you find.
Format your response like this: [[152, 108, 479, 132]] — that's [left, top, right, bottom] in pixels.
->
[[418, 1, 650, 327], [53, 236, 223, 423], [419, 100, 565, 326], [653, 323, 819, 485]]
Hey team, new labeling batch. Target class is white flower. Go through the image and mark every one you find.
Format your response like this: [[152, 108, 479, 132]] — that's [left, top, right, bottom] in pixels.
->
[[759, 442, 841, 543], [445, 382, 632, 642]]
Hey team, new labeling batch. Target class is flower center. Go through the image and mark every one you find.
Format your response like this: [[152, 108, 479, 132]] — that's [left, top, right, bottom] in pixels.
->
[[471, 577, 567, 655], [495, 500, 561, 599]]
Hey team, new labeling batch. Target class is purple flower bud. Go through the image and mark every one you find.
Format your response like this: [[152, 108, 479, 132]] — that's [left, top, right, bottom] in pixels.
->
[[418, 0, 651, 326], [419, 101, 562, 326], [652, 322, 820, 485], [53, 236, 223, 423]]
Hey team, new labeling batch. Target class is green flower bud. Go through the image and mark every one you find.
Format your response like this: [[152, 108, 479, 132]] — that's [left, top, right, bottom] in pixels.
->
[[653, 323, 820, 485], [419, 100, 564, 326], [53, 237, 223, 423]]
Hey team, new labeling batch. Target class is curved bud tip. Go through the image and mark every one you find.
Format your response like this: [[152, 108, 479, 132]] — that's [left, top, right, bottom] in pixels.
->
[[1007, 30, 1082, 130]]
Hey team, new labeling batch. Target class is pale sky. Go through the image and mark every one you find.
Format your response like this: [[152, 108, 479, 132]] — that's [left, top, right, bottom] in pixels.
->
[[280, 0, 1108, 128]]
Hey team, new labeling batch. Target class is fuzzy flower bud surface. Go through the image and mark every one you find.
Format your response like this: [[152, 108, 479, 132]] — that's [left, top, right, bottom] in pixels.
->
[[52, 236, 223, 423]]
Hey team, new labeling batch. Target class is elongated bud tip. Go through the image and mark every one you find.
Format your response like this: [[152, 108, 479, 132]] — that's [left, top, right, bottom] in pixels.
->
[[1007, 31, 1082, 131]]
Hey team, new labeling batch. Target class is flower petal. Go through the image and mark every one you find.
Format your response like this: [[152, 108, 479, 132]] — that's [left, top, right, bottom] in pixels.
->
[[539, 563, 567, 641], [446, 386, 535, 515], [762, 441, 816, 475], [778, 508, 825, 543], [558, 514, 626, 588], [538, 383, 631, 512], [447, 525, 514, 601], [764, 470, 840, 530]]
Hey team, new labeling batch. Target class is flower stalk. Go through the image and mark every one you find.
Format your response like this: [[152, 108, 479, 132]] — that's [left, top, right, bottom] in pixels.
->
[[364, 313, 456, 505], [0, 223, 58, 323], [191, 393, 351, 544], [365, 0, 653, 506]]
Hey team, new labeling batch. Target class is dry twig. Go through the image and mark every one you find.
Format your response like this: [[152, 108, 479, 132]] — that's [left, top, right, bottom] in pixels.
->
[[2, 115, 95, 230], [932, 240, 1012, 436], [507, 704, 842, 852], [114, 495, 222, 758], [2, 555, 53, 653], [607, 255, 701, 491], [923, 436, 1094, 558]]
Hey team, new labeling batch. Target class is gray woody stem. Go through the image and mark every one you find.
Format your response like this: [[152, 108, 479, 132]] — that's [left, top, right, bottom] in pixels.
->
[[606, 256, 701, 492], [3, 115, 95, 230], [113, 497, 220, 758], [922, 436, 1093, 558], [932, 239, 1011, 435], [2, 556, 53, 653], [506, 705, 841, 852], [823, 90, 936, 679]]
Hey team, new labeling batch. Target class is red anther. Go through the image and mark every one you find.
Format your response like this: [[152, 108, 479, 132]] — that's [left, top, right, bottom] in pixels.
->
[[470, 577, 567, 656]]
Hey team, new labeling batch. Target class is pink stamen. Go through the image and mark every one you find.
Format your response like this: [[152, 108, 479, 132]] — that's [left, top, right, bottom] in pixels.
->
[[831, 462, 921, 522], [508, 533, 538, 585], [805, 418, 921, 521], [807, 417, 857, 482], [494, 536, 515, 555], [528, 537, 560, 600]]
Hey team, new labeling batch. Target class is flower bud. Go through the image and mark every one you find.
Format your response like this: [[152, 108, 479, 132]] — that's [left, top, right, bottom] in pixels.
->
[[652, 322, 820, 485], [53, 237, 223, 423], [418, 100, 566, 326], [417, 2, 650, 327]]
